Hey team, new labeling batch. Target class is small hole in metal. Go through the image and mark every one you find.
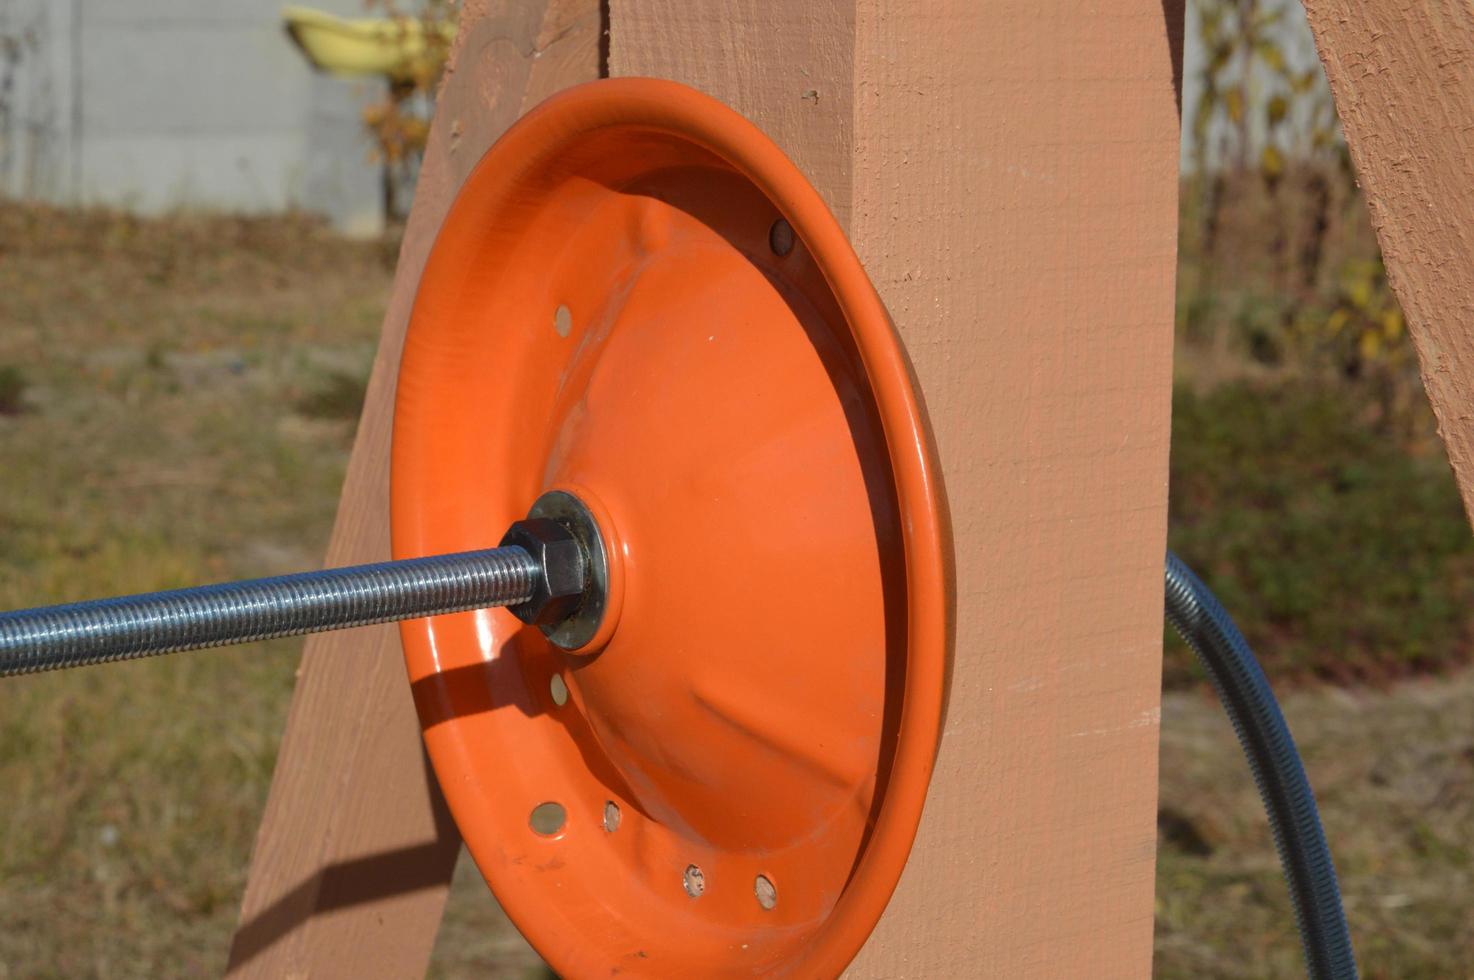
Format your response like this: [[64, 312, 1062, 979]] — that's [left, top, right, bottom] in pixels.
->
[[768, 218, 795, 257], [554, 304, 573, 338], [683, 864, 705, 898], [529, 802, 566, 836], [549, 673, 568, 706], [603, 801, 621, 833], [754, 874, 777, 910]]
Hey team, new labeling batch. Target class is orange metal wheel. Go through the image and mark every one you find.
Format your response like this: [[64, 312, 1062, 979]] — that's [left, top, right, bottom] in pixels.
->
[[391, 78, 949, 977]]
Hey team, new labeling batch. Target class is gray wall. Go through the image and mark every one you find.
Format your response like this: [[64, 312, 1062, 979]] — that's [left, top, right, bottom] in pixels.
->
[[0, 0, 384, 234]]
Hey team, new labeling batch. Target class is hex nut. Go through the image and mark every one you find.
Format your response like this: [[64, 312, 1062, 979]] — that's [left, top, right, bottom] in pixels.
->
[[526, 489, 612, 652], [498, 518, 587, 629]]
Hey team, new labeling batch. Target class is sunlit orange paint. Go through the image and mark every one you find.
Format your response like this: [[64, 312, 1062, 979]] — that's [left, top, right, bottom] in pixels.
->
[[391, 78, 948, 978]]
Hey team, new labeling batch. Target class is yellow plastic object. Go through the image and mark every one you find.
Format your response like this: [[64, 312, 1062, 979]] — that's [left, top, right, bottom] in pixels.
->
[[281, 5, 455, 83]]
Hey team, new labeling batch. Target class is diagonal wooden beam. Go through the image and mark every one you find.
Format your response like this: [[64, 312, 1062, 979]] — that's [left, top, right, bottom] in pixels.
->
[[227, 3, 599, 975], [1304, 1, 1474, 524]]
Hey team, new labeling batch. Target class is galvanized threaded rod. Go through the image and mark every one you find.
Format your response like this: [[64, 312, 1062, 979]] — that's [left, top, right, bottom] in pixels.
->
[[0, 547, 541, 677]]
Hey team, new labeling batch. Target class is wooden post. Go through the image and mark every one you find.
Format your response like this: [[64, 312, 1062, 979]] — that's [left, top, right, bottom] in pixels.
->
[[610, 1, 1180, 975], [1303, 2, 1474, 521], [235, 0, 1181, 973], [226, 3, 599, 975]]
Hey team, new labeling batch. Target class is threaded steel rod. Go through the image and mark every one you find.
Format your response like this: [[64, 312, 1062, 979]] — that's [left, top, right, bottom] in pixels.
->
[[0, 547, 541, 677]]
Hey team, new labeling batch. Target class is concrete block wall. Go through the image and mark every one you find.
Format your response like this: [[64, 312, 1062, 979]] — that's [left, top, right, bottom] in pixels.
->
[[0, 0, 385, 235]]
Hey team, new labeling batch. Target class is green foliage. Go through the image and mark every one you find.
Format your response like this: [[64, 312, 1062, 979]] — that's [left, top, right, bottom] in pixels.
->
[[295, 368, 368, 421], [0, 363, 26, 414], [1167, 380, 1474, 686], [1307, 257, 1407, 374]]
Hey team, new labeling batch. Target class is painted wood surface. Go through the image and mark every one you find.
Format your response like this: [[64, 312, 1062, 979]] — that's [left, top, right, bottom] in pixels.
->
[[611, 1, 1180, 975], [1303, 1, 1474, 523], [226, 3, 599, 975]]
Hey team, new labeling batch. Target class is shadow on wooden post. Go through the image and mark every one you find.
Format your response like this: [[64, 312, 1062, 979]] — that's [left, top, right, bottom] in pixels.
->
[[227, 752, 460, 971], [227, 1, 602, 976]]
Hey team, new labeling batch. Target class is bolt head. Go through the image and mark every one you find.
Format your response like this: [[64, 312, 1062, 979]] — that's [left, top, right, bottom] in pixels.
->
[[498, 518, 587, 629]]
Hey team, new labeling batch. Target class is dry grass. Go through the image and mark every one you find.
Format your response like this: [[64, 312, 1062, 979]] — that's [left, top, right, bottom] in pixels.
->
[[1156, 675, 1474, 978], [0, 202, 540, 977]]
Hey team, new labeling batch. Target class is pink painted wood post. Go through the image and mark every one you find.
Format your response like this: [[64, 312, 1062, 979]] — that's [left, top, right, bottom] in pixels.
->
[[1305, 1, 1474, 524], [227, 3, 600, 975], [611, 1, 1179, 974]]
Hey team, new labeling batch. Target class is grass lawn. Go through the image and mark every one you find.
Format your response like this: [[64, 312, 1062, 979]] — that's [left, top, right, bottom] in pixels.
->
[[0, 204, 542, 977]]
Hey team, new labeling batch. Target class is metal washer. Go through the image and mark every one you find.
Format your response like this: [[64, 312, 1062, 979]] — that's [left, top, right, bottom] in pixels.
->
[[527, 489, 610, 651]]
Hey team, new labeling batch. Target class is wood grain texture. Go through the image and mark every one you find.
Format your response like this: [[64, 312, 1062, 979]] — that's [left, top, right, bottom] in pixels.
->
[[613, 2, 1179, 975], [1303, 1, 1474, 522], [610, 0, 855, 226], [226, 3, 599, 976]]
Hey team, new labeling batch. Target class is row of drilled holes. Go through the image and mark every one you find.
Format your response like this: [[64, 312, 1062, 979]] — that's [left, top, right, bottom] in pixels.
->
[[542, 250, 796, 911], [536, 673, 779, 911]]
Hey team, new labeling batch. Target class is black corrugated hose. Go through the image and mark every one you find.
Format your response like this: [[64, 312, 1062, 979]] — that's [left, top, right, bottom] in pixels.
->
[[1164, 551, 1358, 980]]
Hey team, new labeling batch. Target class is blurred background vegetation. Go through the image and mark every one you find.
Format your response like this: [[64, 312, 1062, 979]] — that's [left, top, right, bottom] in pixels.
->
[[1159, 2, 1473, 976], [1166, 0, 1473, 690], [0, 0, 1471, 977], [357, 0, 456, 221]]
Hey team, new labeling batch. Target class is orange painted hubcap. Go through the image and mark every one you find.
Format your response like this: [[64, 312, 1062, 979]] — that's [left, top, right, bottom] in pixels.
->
[[391, 79, 948, 977]]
